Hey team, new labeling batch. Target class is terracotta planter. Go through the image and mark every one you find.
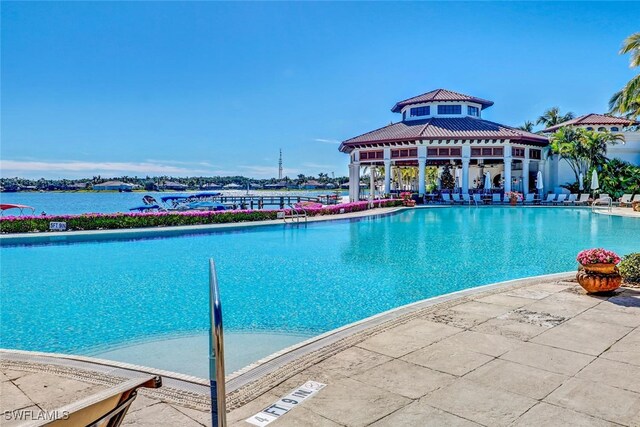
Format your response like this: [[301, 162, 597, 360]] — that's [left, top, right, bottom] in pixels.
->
[[581, 263, 617, 274], [509, 199, 517, 206], [576, 269, 622, 294]]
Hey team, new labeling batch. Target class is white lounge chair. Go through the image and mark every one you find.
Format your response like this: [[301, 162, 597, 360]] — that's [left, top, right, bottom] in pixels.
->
[[619, 194, 633, 207], [554, 194, 567, 205], [452, 194, 462, 204], [492, 193, 502, 204], [575, 193, 590, 205], [462, 194, 471, 204], [441, 193, 453, 204], [541, 194, 556, 205], [472, 194, 484, 204], [523, 193, 535, 205], [563, 194, 578, 205]]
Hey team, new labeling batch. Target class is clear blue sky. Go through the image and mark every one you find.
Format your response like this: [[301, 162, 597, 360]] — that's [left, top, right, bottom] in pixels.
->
[[1, 2, 638, 179]]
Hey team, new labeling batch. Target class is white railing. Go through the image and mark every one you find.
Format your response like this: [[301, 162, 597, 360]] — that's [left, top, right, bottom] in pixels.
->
[[591, 196, 612, 213]]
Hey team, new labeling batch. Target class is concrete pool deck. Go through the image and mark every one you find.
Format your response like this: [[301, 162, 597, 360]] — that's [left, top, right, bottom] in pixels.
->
[[2, 274, 640, 426]]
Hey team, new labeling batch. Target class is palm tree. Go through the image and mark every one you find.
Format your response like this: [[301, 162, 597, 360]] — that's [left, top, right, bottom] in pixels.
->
[[536, 107, 575, 128], [517, 121, 534, 132], [609, 32, 640, 119]]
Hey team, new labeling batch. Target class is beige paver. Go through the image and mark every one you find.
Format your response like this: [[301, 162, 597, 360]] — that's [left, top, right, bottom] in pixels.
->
[[474, 293, 533, 308], [471, 316, 549, 340], [430, 330, 520, 357], [352, 359, 455, 399], [512, 402, 617, 426], [12, 372, 106, 410], [576, 358, 640, 394], [464, 358, 567, 399], [0, 380, 34, 411], [121, 402, 204, 426], [426, 379, 537, 426], [301, 377, 410, 427], [357, 318, 461, 358], [402, 339, 494, 376], [531, 318, 633, 356], [371, 400, 481, 426], [500, 341, 595, 376], [600, 328, 640, 366], [310, 346, 392, 378], [545, 377, 640, 425]]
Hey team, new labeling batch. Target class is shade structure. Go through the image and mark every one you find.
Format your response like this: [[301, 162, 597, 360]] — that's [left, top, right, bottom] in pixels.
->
[[536, 171, 544, 190], [484, 172, 491, 190], [579, 173, 584, 191], [590, 170, 599, 191]]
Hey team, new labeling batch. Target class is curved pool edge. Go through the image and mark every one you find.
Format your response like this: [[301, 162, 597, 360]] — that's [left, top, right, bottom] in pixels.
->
[[0, 205, 411, 245], [0, 270, 575, 407]]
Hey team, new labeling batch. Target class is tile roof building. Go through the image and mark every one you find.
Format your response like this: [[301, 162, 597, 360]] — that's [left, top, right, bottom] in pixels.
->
[[340, 89, 550, 200]]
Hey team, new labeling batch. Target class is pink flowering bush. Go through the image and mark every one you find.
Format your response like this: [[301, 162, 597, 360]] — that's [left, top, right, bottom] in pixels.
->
[[0, 199, 402, 233], [576, 248, 621, 265], [505, 191, 523, 201]]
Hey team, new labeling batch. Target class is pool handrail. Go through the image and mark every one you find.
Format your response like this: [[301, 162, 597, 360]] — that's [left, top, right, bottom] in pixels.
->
[[209, 259, 227, 427]]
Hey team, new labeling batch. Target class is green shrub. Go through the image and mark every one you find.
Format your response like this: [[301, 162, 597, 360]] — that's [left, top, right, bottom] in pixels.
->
[[618, 253, 640, 283]]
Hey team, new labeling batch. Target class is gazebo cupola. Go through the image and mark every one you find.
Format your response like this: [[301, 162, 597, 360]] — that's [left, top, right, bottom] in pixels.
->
[[391, 89, 495, 122], [340, 88, 549, 202]]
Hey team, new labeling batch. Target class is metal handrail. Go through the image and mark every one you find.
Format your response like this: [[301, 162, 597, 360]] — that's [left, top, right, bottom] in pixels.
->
[[284, 205, 307, 223], [591, 196, 612, 213], [209, 259, 227, 427]]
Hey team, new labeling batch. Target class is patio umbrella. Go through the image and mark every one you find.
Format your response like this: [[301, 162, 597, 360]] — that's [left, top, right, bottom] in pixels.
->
[[579, 172, 584, 191], [484, 172, 491, 190], [590, 170, 599, 196], [536, 171, 544, 194], [454, 168, 461, 189]]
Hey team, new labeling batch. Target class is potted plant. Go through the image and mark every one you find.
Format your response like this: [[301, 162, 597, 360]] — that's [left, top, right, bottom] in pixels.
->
[[400, 192, 416, 207], [576, 248, 622, 293], [505, 191, 522, 206]]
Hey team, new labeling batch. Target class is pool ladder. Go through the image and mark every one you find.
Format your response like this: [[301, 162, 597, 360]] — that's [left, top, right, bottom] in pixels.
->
[[209, 259, 227, 427], [591, 196, 612, 213], [283, 205, 308, 223]]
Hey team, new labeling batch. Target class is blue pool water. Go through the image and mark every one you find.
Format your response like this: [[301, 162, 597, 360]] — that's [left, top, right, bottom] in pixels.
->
[[1, 208, 638, 372]]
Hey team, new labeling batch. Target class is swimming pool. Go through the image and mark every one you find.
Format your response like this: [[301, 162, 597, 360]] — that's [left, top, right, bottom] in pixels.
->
[[1, 208, 638, 375]]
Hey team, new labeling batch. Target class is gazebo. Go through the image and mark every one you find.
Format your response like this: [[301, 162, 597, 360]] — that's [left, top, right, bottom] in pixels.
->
[[339, 89, 549, 201]]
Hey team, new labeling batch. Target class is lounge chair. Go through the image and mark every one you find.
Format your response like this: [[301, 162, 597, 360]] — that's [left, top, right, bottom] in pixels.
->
[[554, 194, 567, 205], [540, 194, 556, 205], [452, 194, 462, 204], [492, 193, 502, 204], [462, 194, 471, 204], [575, 193, 590, 205], [441, 193, 453, 204], [563, 194, 578, 205], [523, 193, 535, 205], [619, 194, 633, 207], [25, 376, 162, 427], [472, 194, 484, 204]]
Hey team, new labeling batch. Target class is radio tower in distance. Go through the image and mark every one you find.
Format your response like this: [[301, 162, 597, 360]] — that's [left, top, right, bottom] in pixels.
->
[[278, 149, 283, 180]]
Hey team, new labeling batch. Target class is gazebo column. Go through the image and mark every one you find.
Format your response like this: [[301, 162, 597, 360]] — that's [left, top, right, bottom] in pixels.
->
[[383, 148, 391, 195], [504, 145, 512, 193], [522, 149, 530, 195], [369, 166, 375, 200], [348, 160, 361, 202], [418, 146, 426, 196], [461, 145, 471, 194]]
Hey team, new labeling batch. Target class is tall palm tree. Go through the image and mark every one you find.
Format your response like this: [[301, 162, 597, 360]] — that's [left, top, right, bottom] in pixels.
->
[[609, 32, 640, 119], [517, 121, 534, 132], [536, 107, 575, 128]]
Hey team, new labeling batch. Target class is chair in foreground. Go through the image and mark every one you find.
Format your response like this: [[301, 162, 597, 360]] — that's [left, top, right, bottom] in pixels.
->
[[452, 194, 462, 204], [472, 194, 484, 204], [492, 193, 502, 204], [523, 193, 535, 205], [441, 193, 453, 204], [554, 194, 567, 205], [462, 194, 471, 204], [540, 194, 556, 205], [575, 193, 590, 205], [563, 194, 578, 205], [619, 194, 634, 207], [25, 375, 162, 427]]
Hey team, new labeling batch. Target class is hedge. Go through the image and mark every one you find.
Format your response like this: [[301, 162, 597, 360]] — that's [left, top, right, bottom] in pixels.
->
[[0, 200, 402, 234]]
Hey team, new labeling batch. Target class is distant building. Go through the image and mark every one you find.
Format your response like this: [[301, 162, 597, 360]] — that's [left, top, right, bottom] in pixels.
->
[[223, 183, 242, 189], [542, 114, 639, 190], [265, 181, 289, 189], [301, 180, 325, 189], [93, 181, 135, 191], [161, 181, 188, 191], [201, 183, 222, 190], [67, 183, 88, 190]]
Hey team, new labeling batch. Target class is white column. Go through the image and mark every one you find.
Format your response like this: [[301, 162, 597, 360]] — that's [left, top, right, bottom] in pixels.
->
[[418, 158, 426, 196], [383, 148, 391, 195], [369, 166, 375, 200], [348, 162, 356, 202], [354, 162, 360, 201], [461, 159, 470, 194], [461, 145, 471, 194], [539, 158, 547, 194], [522, 149, 530, 195], [504, 145, 512, 193]]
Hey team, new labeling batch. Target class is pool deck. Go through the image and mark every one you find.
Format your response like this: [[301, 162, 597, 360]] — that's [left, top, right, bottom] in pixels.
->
[[2, 274, 640, 426]]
